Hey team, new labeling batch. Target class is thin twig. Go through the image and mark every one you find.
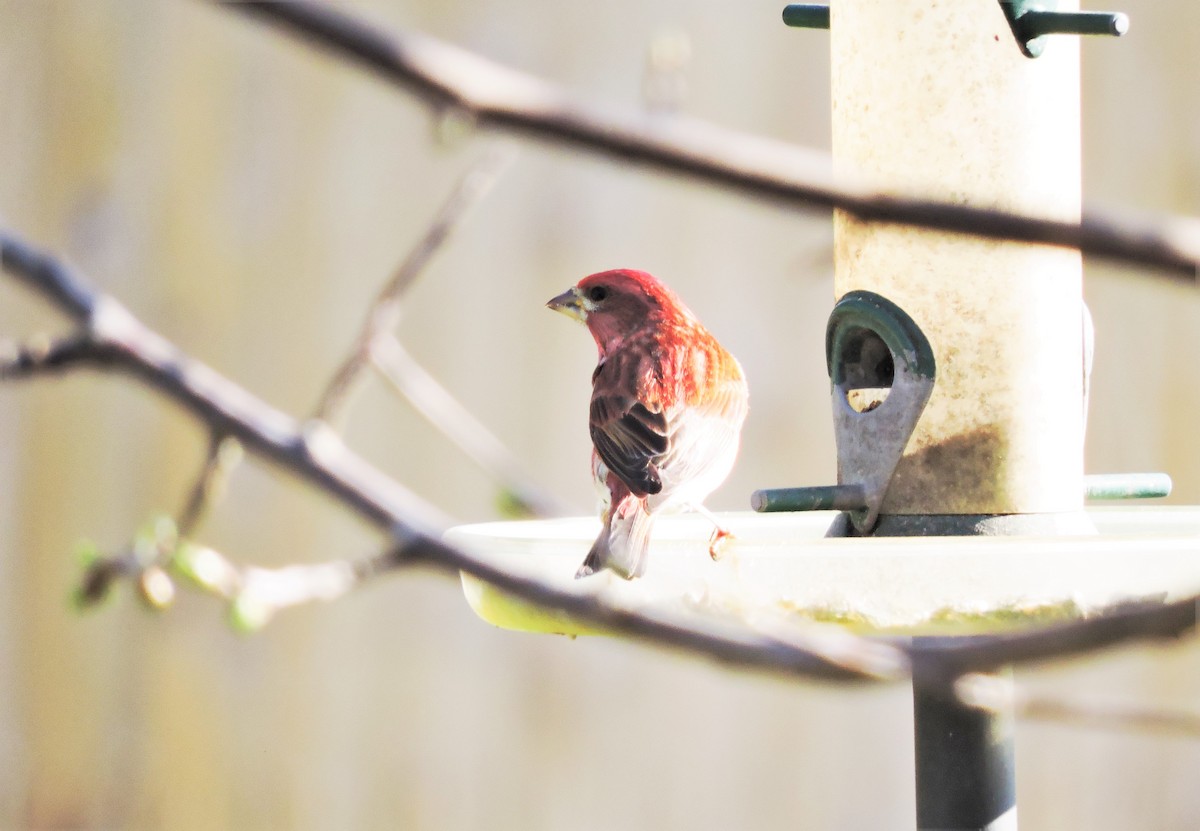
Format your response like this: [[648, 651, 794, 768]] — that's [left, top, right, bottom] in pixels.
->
[[370, 334, 573, 517], [176, 435, 244, 537], [957, 673, 1200, 739], [313, 145, 565, 515], [1018, 696, 1200, 738], [169, 538, 365, 630], [315, 145, 518, 426], [225, 0, 1200, 282], [170, 149, 516, 540], [314, 145, 566, 516]]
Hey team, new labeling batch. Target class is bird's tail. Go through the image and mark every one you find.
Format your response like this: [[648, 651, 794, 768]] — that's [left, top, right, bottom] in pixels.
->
[[576, 496, 654, 580]]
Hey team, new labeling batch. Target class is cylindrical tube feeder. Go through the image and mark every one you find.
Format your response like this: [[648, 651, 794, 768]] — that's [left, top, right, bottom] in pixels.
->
[[831, 0, 1085, 534]]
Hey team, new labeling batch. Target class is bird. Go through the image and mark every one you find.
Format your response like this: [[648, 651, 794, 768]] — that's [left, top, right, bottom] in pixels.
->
[[546, 268, 749, 579]]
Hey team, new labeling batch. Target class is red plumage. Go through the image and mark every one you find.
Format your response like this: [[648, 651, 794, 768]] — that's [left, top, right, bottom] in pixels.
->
[[547, 269, 749, 579]]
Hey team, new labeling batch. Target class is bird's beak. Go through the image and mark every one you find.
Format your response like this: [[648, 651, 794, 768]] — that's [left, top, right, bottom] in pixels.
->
[[546, 286, 588, 323]]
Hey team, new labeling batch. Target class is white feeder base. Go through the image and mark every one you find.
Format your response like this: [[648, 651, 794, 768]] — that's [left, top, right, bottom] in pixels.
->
[[446, 507, 1200, 636]]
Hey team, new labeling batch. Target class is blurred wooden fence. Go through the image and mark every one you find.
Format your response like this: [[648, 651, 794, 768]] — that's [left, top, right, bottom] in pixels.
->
[[1, 1, 1198, 828]]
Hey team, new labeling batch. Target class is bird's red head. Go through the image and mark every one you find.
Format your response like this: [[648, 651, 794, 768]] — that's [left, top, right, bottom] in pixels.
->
[[546, 268, 697, 355]]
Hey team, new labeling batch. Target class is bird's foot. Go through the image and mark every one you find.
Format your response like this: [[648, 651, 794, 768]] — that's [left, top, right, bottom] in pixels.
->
[[707, 525, 734, 560], [688, 502, 735, 560]]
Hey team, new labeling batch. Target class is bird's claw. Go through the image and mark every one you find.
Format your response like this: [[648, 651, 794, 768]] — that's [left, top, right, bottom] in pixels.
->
[[708, 526, 733, 560]]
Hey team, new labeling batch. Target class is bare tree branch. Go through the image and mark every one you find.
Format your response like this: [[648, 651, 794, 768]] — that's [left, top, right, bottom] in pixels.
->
[[5, 227, 1200, 689], [1, 230, 452, 534], [315, 145, 517, 426], [370, 334, 574, 517], [0, 333, 114, 379], [309, 144, 569, 516], [224, 0, 1199, 283], [918, 596, 1199, 685]]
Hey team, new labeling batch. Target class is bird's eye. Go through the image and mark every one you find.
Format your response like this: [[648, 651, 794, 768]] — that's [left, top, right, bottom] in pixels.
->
[[587, 286, 608, 303]]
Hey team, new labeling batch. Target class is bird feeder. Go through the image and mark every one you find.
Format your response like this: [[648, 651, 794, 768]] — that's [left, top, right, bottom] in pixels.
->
[[447, 1, 1198, 828]]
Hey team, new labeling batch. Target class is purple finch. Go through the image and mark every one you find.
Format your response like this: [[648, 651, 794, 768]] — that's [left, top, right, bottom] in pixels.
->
[[547, 269, 749, 579]]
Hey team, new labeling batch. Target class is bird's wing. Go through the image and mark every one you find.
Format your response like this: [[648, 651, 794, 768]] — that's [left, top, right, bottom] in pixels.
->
[[589, 340, 748, 501], [589, 353, 669, 497]]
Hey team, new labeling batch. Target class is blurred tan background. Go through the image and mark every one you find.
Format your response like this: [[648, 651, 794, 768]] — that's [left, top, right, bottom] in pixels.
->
[[1, 1, 1198, 828]]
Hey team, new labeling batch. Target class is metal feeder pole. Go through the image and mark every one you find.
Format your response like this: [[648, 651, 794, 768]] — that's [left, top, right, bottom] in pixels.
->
[[912, 653, 1016, 830]]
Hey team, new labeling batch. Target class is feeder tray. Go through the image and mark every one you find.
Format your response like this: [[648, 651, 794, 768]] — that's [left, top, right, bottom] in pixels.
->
[[449, 507, 1200, 638]]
